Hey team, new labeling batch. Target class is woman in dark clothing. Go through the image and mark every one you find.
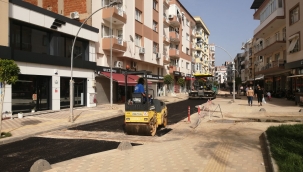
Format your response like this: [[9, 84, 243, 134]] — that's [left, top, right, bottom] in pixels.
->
[[255, 86, 264, 106]]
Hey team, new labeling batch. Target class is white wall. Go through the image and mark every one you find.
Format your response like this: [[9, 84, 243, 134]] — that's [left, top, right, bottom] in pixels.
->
[[9, 4, 98, 42]]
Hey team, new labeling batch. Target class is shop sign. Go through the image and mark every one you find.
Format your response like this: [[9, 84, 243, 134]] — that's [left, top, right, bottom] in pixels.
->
[[98, 67, 120, 73], [147, 74, 164, 80], [173, 71, 181, 76]]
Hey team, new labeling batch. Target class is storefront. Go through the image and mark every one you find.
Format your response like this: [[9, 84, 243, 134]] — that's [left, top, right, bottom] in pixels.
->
[[60, 77, 87, 109], [173, 71, 181, 93], [12, 75, 51, 113], [95, 67, 162, 103]]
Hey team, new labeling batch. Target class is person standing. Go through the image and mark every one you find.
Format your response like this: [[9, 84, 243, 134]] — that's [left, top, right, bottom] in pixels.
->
[[255, 86, 264, 106], [267, 91, 271, 101], [246, 87, 254, 106]]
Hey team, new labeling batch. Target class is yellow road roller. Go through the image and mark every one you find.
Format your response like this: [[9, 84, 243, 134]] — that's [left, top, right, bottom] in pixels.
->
[[124, 70, 167, 136]]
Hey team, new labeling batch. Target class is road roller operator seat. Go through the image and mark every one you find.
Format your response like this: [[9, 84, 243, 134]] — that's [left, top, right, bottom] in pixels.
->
[[131, 93, 144, 104]]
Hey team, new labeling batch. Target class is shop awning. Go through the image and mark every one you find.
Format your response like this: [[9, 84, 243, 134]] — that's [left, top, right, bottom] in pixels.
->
[[185, 77, 195, 81], [101, 72, 137, 86], [287, 74, 303, 78]]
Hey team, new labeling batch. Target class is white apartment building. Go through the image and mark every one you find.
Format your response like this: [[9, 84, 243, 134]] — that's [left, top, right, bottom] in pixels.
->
[[193, 16, 210, 76], [1, 0, 99, 114]]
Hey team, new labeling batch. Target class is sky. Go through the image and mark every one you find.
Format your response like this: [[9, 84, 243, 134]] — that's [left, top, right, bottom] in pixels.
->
[[179, 0, 259, 66]]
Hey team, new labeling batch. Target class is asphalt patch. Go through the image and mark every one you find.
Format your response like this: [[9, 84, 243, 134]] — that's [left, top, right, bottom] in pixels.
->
[[0, 137, 140, 172], [68, 99, 208, 135]]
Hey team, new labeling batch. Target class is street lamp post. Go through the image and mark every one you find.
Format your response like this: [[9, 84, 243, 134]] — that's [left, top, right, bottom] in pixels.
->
[[214, 45, 236, 102], [69, 0, 122, 122]]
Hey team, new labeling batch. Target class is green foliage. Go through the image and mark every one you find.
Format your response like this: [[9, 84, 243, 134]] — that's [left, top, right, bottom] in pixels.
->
[[0, 59, 20, 85], [266, 124, 303, 172], [177, 78, 185, 87], [0, 132, 12, 139], [163, 74, 173, 85]]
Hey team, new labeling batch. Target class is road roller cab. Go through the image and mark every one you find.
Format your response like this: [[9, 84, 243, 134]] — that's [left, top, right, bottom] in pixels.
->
[[124, 70, 167, 136]]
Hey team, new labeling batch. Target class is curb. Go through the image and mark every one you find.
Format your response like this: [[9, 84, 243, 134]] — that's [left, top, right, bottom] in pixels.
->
[[261, 132, 279, 172], [0, 112, 123, 146]]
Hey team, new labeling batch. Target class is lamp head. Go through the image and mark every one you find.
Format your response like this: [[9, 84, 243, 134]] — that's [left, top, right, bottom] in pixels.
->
[[109, 0, 122, 6]]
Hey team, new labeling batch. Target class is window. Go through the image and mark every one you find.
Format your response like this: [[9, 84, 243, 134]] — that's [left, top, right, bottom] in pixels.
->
[[186, 19, 189, 26], [101, 25, 113, 38], [186, 48, 189, 55], [153, 0, 157, 10], [186, 62, 189, 69], [135, 9, 142, 22], [186, 33, 189, 41], [135, 34, 142, 47], [275, 32, 279, 41], [153, 42, 158, 53], [11, 23, 49, 54], [282, 27, 286, 40], [275, 53, 280, 61], [153, 21, 158, 32], [290, 5, 299, 25], [288, 34, 300, 53]]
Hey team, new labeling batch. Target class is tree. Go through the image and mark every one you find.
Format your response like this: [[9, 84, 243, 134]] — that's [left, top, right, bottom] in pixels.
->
[[0, 59, 20, 133], [163, 74, 173, 90], [177, 78, 185, 87]]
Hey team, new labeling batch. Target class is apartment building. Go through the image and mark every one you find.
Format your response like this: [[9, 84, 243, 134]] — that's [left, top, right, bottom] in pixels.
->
[[240, 39, 253, 85], [251, 0, 288, 91], [21, 0, 204, 103], [193, 16, 211, 76], [284, 1, 303, 94], [0, 0, 98, 114], [214, 66, 227, 85], [209, 43, 216, 76]]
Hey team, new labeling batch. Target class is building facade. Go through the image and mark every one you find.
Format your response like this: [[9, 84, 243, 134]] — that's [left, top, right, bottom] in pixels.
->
[[0, 0, 98, 114], [193, 16, 210, 76]]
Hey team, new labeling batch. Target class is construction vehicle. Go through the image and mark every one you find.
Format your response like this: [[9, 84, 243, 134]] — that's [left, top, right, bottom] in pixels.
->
[[124, 70, 168, 136], [188, 74, 217, 99]]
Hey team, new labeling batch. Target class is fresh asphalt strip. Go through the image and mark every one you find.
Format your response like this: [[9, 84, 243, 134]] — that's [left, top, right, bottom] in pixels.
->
[[0, 99, 208, 172], [68, 99, 208, 134], [0, 137, 141, 172]]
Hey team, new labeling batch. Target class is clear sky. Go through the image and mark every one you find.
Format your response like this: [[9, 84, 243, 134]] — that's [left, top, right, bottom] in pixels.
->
[[179, 0, 259, 66]]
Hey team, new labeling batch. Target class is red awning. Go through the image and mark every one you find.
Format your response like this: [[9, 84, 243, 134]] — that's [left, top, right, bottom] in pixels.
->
[[101, 72, 137, 86], [186, 77, 195, 81], [128, 75, 152, 85]]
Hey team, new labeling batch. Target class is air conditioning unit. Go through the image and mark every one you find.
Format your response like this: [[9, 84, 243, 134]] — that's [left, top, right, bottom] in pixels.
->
[[139, 47, 145, 54], [156, 53, 161, 59], [131, 61, 137, 68], [168, 14, 173, 19], [114, 61, 123, 68], [70, 11, 79, 19]]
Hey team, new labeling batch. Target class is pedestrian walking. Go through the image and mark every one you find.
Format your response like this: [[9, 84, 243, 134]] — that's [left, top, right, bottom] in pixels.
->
[[255, 86, 264, 106], [246, 87, 254, 106]]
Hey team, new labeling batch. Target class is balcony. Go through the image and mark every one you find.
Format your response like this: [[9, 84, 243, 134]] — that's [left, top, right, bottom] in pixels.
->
[[168, 15, 180, 27], [196, 31, 202, 38], [169, 48, 179, 58], [163, 35, 170, 45], [195, 43, 203, 51], [254, 37, 286, 56], [254, 8, 285, 38], [169, 65, 179, 74], [163, 55, 170, 64], [169, 31, 180, 43], [255, 60, 286, 75], [102, 36, 127, 52], [102, 6, 127, 24], [163, 16, 169, 27]]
